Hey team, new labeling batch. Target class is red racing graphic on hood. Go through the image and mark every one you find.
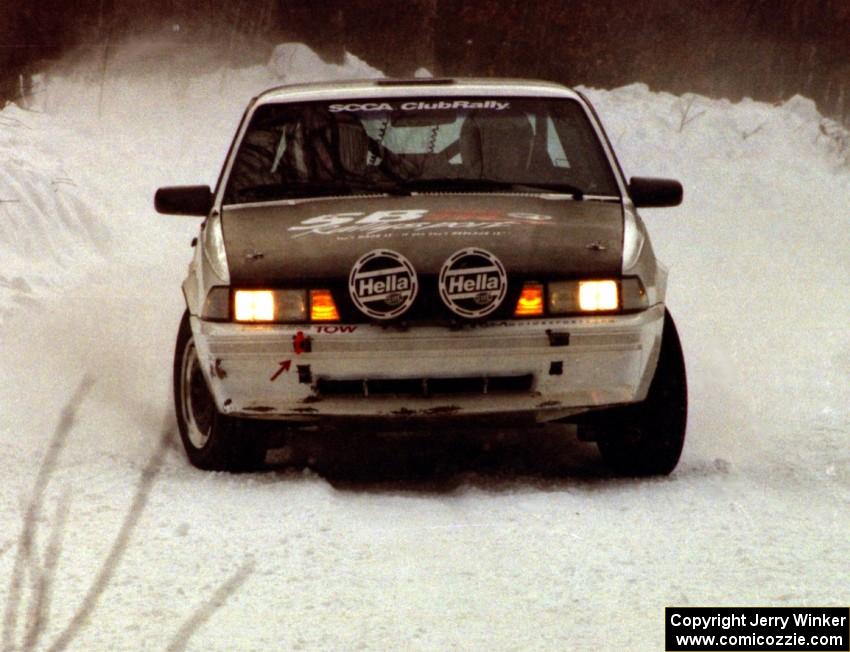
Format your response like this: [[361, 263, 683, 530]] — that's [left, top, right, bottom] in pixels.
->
[[286, 208, 553, 239]]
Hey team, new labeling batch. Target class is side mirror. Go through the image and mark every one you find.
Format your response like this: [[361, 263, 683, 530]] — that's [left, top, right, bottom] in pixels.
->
[[628, 177, 683, 208], [154, 185, 213, 216]]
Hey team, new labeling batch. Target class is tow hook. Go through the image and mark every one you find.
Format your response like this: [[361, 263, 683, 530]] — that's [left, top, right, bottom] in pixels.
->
[[292, 331, 312, 354]]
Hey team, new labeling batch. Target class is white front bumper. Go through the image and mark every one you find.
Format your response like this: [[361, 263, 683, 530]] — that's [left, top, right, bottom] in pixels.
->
[[191, 304, 664, 423]]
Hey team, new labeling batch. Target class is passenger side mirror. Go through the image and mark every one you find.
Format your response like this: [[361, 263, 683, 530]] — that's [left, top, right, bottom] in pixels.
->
[[154, 185, 214, 216], [628, 177, 683, 208]]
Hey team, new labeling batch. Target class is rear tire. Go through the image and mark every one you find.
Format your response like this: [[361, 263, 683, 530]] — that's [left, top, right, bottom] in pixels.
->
[[596, 309, 687, 476], [174, 311, 266, 472]]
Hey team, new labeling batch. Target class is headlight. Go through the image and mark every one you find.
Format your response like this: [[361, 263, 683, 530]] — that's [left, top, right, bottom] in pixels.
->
[[234, 290, 275, 322], [202, 287, 340, 323], [234, 289, 306, 322], [578, 280, 619, 311], [548, 278, 646, 315]]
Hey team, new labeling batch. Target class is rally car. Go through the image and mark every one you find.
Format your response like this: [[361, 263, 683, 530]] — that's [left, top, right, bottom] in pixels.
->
[[155, 78, 687, 475]]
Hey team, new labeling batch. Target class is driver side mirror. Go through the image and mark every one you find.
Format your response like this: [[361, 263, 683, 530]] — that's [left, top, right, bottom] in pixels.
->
[[154, 185, 213, 216], [628, 177, 683, 208]]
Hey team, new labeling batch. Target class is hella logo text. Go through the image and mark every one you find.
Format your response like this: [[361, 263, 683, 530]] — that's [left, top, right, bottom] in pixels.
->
[[357, 272, 411, 298], [439, 248, 507, 319], [446, 272, 501, 295], [349, 250, 418, 320]]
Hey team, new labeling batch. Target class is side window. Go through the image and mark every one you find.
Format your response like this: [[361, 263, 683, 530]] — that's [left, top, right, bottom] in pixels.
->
[[226, 127, 284, 201], [546, 117, 570, 168]]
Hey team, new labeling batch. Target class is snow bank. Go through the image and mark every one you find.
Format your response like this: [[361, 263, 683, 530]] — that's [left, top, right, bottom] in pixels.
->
[[0, 104, 110, 323], [0, 41, 384, 321], [268, 43, 382, 83], [36, 41, 383, 188], [582, 83, 850, 470]]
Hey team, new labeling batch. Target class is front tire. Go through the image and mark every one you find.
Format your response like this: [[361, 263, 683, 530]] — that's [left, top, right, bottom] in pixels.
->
[[596, 309, 687, 476], [174, 311, 266, 471]]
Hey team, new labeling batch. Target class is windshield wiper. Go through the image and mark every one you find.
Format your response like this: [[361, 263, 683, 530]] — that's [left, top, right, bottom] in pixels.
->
[[235, 178, 591, 202], [390, 177, 586, 198], [513, 181, 586, 198]]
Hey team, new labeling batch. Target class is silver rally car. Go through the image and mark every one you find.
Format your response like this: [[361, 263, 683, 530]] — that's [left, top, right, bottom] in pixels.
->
[[155, 78, 687, 475]]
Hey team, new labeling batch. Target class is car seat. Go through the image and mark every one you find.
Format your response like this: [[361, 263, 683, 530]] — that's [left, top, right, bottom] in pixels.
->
[[459, 110, 535, 181]]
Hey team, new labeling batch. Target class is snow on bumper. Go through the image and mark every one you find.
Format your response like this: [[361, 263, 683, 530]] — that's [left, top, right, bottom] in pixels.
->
[[190, 304, 665, 422]]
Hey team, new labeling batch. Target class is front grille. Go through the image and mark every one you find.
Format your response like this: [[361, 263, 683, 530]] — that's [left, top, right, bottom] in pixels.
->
[[316, 374, 534, 398]]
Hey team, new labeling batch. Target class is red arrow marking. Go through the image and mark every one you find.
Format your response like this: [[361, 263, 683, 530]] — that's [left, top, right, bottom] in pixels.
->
[[270, 360, 291, 382]]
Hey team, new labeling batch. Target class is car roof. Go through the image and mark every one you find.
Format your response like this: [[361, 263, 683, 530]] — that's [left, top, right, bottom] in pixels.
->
[[253, 78, 582, 106]]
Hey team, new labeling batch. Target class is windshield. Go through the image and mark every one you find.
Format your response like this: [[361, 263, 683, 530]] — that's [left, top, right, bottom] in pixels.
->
[[222, 96, 620, 204]]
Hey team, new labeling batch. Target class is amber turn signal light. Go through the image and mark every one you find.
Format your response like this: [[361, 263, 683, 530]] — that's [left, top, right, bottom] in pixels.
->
[[310, 289, 340, 322], [514, 282, 545, 317]]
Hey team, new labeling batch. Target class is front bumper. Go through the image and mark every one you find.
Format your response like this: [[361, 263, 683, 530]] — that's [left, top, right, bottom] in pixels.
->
[[190, 304, 665, 423]]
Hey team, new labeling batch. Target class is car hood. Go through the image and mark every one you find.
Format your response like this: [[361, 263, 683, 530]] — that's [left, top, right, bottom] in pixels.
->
[[220, 194, 623, 283]]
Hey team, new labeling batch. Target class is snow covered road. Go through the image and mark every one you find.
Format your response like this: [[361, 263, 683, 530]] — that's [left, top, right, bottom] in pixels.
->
[[1, 43, 848, 651]]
